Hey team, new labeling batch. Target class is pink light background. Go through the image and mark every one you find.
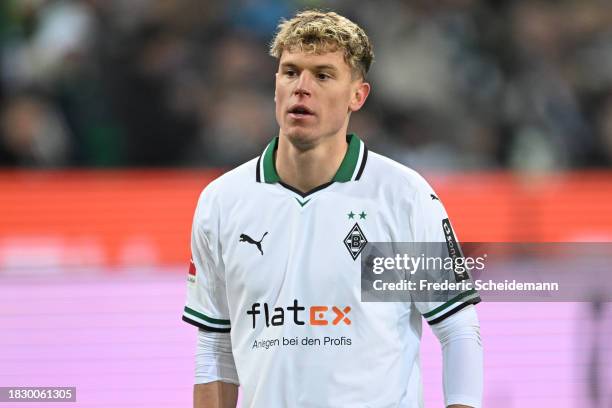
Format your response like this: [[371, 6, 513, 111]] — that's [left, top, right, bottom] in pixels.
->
[[0, 270, 608, 407]]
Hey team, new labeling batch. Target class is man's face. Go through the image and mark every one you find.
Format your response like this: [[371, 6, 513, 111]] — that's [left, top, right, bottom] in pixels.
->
[[274, 49, 369, 149]]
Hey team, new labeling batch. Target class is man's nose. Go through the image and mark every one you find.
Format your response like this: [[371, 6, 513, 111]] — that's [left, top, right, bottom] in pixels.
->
[[294, 72, 312, 96]]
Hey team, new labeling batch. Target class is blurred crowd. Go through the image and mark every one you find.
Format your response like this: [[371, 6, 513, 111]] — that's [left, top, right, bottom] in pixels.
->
[[1, 0, 612, 170]]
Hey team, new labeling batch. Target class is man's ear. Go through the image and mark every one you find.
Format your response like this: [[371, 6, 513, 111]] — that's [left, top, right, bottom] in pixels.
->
[[349, 81, 371, 112]]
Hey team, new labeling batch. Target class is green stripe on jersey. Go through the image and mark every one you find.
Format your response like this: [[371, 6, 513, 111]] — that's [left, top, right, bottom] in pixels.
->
[[422, 289, 478, 319], [262, 138, 280, 183], [295, 197, 311, 207], [184, 306, 230, 326], [333, 134, 362, 182]]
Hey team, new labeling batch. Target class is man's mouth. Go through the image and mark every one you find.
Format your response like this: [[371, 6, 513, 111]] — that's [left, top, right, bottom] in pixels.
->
[[288, 105, 314, 118]]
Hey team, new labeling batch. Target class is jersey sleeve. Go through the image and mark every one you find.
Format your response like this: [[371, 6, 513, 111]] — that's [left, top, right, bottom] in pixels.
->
[[182, 188, 232, 333], [411, 183, 481, 326]]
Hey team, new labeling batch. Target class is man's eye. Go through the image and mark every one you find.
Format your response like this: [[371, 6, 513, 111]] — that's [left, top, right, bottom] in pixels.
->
[[285, 70, 297, 77], [317, 73, 330, 80]]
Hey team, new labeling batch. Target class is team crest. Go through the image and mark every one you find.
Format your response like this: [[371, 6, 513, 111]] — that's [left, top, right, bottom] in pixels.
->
[[344, 223, 368, 260]]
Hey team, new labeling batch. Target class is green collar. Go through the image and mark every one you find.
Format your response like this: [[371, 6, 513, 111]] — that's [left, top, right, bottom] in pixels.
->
[[256, 134, 368, 184]]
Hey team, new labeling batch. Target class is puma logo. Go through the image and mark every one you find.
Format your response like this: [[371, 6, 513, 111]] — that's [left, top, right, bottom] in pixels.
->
[[239, 232, 268, 255], [430, 194, 439, 201]]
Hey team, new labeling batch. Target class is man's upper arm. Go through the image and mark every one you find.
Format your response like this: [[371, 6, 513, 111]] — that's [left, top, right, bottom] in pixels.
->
[[182, 188, 232, 333], [409, 181, 481, 325]]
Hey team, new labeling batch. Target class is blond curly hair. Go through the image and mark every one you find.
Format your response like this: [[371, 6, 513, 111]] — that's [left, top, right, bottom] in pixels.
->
[[269, 10, 374, 80]]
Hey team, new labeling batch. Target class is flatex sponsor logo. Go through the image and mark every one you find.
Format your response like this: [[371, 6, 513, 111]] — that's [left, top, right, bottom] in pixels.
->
[[246, 299, 351, 329]]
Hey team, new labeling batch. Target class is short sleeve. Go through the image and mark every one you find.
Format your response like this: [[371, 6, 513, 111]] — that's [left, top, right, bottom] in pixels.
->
[[182, 189, 232, 333], [411, 184, 481, 326]]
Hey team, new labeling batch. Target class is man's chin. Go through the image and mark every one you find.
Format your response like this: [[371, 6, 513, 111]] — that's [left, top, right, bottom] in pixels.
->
[[283, 128, 318, 151]]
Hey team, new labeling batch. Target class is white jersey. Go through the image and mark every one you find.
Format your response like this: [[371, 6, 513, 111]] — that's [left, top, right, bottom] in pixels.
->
[[183, 134, 480, 407]]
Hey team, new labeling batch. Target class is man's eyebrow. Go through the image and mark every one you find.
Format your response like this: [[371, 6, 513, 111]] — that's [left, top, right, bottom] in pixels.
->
[[312, 64, 338, 72], [279, 62, 298, 70], [280, 62, 339, 72]]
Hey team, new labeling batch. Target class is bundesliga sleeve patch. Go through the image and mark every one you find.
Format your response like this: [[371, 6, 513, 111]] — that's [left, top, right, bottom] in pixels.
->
[[442, 218, 469, 282], [187, 258, 196, 283]]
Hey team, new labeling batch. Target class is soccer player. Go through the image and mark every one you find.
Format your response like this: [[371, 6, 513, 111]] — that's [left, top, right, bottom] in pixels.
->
[[183, 10, 483, 408]]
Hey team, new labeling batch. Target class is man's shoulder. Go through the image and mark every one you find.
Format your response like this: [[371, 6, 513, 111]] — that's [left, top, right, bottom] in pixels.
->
[[365, 150, 434, 195], [198, 157, 259, 201]]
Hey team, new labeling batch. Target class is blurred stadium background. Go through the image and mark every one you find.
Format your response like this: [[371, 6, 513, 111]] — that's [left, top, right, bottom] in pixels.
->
[[0, 0, 611, 407]]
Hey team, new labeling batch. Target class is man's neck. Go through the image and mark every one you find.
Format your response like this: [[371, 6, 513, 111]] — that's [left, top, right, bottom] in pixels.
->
[[275, 132, 348, 194]]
